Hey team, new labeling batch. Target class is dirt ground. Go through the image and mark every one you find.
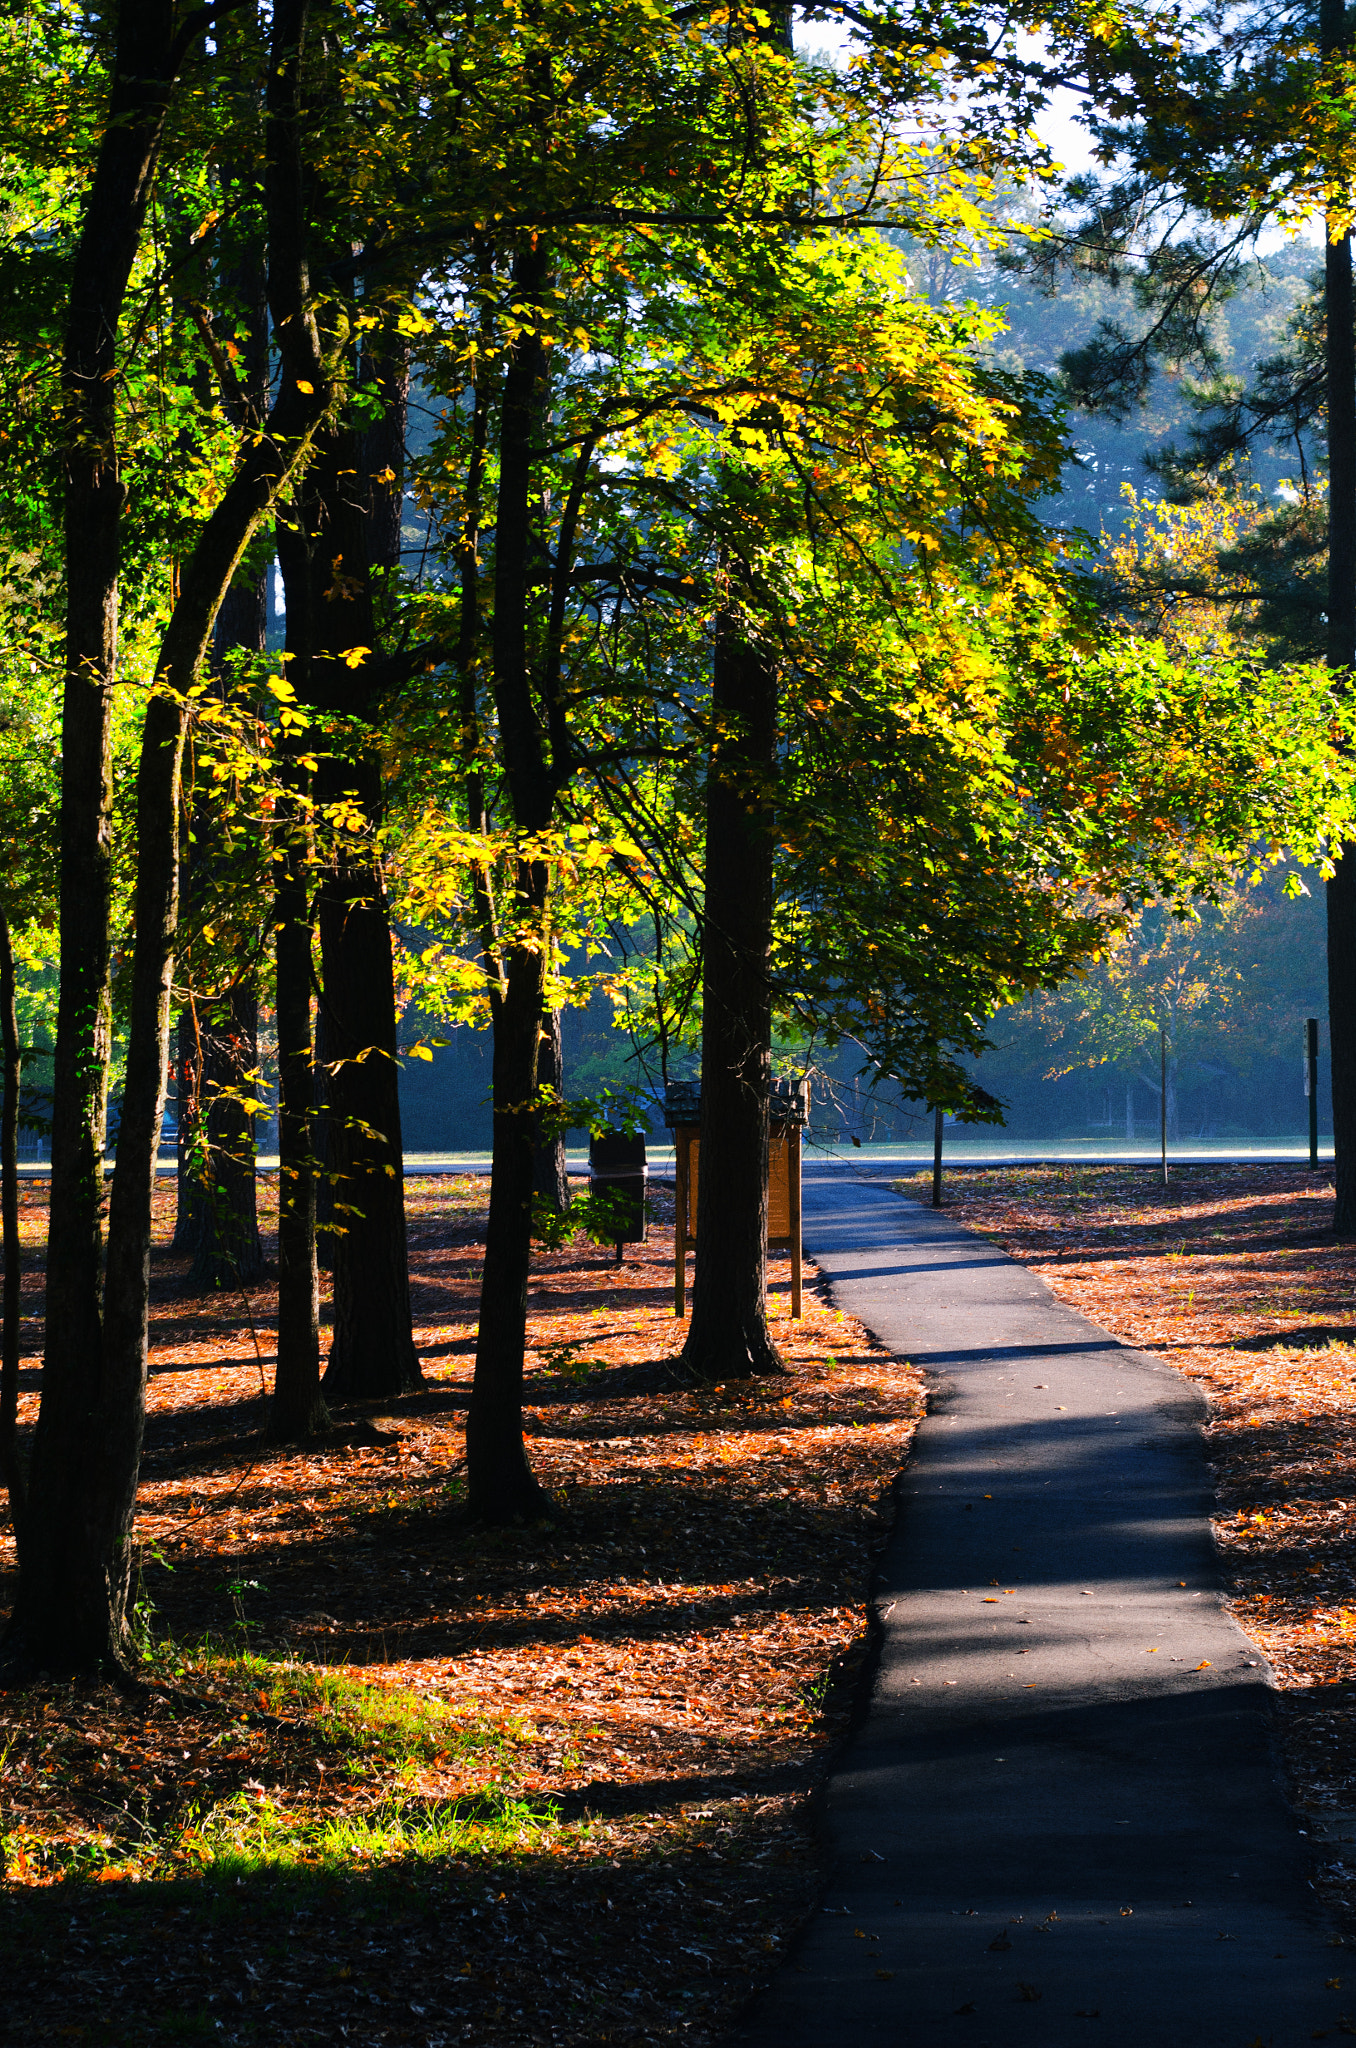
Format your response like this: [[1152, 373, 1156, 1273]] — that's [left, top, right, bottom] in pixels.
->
[[0, 1174, 925, 2046], [896, 1159, 1356, 1933]]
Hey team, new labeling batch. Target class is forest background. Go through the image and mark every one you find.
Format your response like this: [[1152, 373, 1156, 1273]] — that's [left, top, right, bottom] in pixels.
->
[[6, 0, 1356, 1668], [7, 226, 1332, 1158], [6, 2, 1356, 2009]]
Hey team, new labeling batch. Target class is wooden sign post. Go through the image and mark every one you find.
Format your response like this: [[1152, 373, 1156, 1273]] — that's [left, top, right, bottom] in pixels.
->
[[672, 1120, 698, 1318], [668, 1079, 807, 1320]]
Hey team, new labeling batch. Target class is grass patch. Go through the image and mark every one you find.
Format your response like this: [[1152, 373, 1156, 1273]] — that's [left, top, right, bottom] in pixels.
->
[[178, 1783, 562, 1879], [167, 1642, 531, 1769], [0, 1640, 546, 1892]]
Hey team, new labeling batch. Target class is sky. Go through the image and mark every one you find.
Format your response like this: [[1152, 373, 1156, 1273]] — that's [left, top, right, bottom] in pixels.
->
[[793, 12, 1321, 241], [793, 15, 1097, 175]]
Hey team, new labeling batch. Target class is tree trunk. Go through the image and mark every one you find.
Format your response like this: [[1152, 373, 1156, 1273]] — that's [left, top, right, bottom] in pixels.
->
[[0, 908, 24, 1539], [532, 1006, 569, 1215], [99, 678, 190, 1620], [269, 753, 329, 1440], [99, 0, 334, 1494], [1331, 851, 1356, 1232], [175, 981, 266, 1289], [7, 0, 331, 1669], [676, 0, 790, 1376], [467, 920, 553, 1521], [263, 0, 337, 1431], [280, 342, 420, 1396], [173, 1007, 200, 1250], [680, 601, 784, 1381], [1323, 0, 1356, 1236], [187, 982, 265, 1290], [317, 790, 420, 1399], [313, 994, 336, 1271], [362, 334, 409, 604], [173, 68, 270, 1278], [467, 244, 556, 1521], [176, 572, 269, 1288], [11, 0, 185, 1669]]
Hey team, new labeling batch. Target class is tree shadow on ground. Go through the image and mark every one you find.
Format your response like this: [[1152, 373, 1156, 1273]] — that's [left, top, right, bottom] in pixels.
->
[[0, 1819, 809, 2048], [129, 1461, 880, 1661]]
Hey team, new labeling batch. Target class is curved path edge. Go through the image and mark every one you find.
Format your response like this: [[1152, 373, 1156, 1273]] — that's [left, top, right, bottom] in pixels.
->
[[733, 1175, 1343, 2048]]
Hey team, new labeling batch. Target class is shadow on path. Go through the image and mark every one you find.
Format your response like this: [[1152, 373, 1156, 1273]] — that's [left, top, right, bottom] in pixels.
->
[[735, 1179, 1344, 2048]]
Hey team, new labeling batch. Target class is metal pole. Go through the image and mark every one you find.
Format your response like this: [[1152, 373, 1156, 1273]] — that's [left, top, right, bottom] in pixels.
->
[[932, 1105, 943, 1208], [1160, 1026, 1168, 1187], [1308, 1016, 1320, 1169]]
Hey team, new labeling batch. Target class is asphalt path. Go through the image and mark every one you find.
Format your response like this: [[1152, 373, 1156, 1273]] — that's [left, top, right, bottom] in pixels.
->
[[735, 1177, 1343, 2048]]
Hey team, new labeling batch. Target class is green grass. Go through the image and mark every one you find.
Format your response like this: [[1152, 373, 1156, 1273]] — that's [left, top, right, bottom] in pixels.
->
[[188, 1645, 530, 1768], [176, 1783, 562, 1878], [0, 1640, 558, 1885]]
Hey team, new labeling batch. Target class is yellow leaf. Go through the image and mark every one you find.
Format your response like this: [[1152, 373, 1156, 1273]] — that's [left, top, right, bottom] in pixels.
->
[[342, 646, 372, 668], [295, 379, 315, 394]]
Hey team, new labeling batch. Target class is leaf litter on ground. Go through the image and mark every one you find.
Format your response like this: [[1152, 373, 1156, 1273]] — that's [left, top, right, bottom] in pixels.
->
[[896, 1160, 1356, 1938], [0, 1173, 925, 2045]]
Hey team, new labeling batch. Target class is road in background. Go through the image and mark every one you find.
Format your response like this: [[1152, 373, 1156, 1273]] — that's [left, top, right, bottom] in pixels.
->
[[16, 1135, 1335, 1178]]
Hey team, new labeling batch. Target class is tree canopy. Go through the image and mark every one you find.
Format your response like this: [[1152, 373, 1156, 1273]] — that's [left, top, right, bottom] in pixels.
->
[[4, 0, 1356, 1665]]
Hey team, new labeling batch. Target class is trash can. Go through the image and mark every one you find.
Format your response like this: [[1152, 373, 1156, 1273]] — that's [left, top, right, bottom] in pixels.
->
[[587, 1128, 648, 1264]]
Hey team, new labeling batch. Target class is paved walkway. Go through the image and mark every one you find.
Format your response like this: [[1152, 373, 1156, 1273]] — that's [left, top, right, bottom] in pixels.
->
[[736, 1180, 1343, 2048]]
